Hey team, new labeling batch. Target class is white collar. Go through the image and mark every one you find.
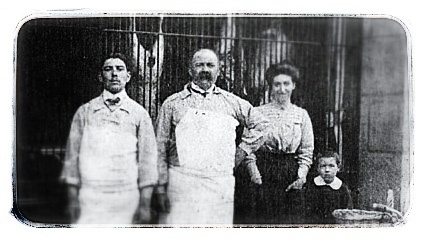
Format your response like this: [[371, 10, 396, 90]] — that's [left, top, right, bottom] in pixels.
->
[[191, 82, 215, 94], [102, 89, 127, 103], [314, 176, 342, 190]]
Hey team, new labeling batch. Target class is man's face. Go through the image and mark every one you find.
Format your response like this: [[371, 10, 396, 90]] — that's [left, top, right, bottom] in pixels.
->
[[100, 58, 130, 94], [189, 50, 220, 90], [317, 157, 340, 184]]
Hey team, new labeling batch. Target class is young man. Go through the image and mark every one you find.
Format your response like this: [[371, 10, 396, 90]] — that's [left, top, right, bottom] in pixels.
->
[[60, 53, 158, 224], [155, 49, 269, 225]]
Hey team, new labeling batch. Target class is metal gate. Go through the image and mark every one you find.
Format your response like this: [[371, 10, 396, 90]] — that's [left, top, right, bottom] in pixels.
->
[[16, 15, 362, 223], [100, 16, 359, 166]]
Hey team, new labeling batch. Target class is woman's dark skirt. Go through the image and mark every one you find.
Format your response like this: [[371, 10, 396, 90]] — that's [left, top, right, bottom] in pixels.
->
[[234, 151, 305, 225]]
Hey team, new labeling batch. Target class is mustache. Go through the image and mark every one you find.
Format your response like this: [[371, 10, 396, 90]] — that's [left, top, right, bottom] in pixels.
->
[[198, 71, 212, 80], [272, 92, 287, 95]]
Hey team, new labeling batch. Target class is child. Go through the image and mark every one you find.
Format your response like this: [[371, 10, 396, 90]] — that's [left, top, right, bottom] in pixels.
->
[[305, 151, 353, 224]]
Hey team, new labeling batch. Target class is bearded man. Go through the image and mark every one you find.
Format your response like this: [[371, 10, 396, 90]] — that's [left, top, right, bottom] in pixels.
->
[[154, 49, 269, 225]]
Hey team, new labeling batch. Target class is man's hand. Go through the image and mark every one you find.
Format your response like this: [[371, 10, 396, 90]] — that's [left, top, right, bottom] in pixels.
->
[[156, 193, 170, 213], [135, 206, 152, 224], [235, 147, 247, 167], [134, 186, 154, 224], [285, 178, 306, 192], [65, 185, 80, 224]]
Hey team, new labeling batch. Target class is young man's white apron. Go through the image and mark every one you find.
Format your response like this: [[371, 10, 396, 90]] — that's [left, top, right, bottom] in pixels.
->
[[77, 113, 139, 224], [161, 108, 239, 225]]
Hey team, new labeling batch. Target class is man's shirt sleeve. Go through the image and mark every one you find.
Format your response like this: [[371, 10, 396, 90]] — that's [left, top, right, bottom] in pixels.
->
[[60, 106, 85, 186], [137, 110, 159, 188], [236, 99, 270, 155], [154, 100, 173, 193]]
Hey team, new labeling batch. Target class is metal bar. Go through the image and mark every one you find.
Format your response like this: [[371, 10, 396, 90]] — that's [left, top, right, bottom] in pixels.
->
[[142, 21, 147, 108], [101, 28, 330, 46], [335, 19, 342, 155], [156, 18, 161, 117], [338, 18, 347, 164], [173, 18, 179, 94], [230, 17, 235, 92], [201, 17, 205, 46], [118, 18, 122, 52], [267, 23, 273, 104], [188, 18, 193, 52], [135, 17, 142, 106], [325, 18, 334, 151], [217, 18, 223, 85], [224, 16, 229, 88]]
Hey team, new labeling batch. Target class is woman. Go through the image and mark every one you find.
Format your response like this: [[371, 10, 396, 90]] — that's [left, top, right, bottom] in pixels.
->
[[239, 61, 314, 225]]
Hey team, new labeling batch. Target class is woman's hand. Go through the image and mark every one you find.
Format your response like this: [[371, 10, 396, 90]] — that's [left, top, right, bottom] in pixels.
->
[[285, 177, 306, 192], [251, 175, 263, 185]]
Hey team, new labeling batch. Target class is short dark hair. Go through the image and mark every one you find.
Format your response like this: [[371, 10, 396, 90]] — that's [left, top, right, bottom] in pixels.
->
[[316, 150, 341, 168], [100, 53, 131, 70], [265, 60, 300, 87]]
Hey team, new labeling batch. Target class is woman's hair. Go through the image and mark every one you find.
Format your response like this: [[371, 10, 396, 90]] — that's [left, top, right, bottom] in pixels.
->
[[315, 150, 341, 168], [265, 60, 300, 87]]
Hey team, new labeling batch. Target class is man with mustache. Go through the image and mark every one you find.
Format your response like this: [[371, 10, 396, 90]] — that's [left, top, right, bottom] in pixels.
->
[[155, 49, 269, 225], [60, 53, 158, 224]]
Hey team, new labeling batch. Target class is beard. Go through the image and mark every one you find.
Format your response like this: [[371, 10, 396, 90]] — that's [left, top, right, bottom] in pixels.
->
[[198, 71, 213, 81], [193, 71, 215, 90]]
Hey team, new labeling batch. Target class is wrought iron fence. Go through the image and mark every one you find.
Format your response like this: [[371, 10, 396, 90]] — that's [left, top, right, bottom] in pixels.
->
[[17, 15, 360, 165], [99, 16, 354, 160], [16, 16, 361, 222]]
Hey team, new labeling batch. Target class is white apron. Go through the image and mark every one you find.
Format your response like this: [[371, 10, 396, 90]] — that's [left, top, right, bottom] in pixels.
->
[[77, 114, 139, 224], [160, 108, 239, 225]]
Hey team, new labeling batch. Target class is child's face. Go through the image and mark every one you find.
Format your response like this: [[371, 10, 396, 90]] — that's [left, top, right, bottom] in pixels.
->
[[318, 157, 340, 184]]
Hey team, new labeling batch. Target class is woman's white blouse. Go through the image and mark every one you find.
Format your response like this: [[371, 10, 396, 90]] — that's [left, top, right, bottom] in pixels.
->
[[248, 103, 314, 170]]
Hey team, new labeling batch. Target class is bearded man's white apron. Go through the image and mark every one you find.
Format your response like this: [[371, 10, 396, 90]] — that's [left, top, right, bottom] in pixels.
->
[[77, 114, 139, 224], [160, 108, 239, 224]]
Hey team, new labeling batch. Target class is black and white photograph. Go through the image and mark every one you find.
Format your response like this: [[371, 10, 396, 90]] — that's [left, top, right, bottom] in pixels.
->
[[10, 12, 412, 229]]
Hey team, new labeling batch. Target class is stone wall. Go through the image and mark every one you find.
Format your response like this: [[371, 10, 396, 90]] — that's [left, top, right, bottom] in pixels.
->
[[358, 18, 410, 214]]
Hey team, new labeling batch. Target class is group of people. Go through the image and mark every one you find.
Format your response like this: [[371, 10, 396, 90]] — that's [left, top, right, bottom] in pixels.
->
[[60, 49, 352, 226]]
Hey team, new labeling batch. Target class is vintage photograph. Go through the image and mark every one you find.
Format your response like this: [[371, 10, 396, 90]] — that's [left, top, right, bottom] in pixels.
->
[[13, 13, 411, 227]]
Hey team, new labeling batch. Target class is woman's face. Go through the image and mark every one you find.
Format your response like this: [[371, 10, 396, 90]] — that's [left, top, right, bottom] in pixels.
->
[[270, 74, 295, 103]]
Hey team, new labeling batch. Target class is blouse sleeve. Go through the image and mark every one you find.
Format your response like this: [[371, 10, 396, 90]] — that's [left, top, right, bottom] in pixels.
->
[[296, 109, 314, 178]]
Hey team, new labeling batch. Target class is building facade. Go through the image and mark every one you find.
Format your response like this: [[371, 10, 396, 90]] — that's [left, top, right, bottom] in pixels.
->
[[14, 15, 411, 224]]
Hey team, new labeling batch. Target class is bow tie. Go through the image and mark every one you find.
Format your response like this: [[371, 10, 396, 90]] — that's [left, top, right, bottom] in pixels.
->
[[106, 97, 120, 105]]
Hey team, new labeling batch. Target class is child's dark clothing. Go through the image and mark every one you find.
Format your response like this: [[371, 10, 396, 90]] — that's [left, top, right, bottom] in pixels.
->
[[305, 176, 353, 224]]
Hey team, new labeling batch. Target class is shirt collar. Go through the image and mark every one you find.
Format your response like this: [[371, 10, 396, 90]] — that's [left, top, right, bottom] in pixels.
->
[[180, 83, 221, 99], [268, 102, 296, 111], [102, 89, 128, 104], [314, 175, 342, 190], [191, 82, 215, 94], [92, 90, 130, 112]]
